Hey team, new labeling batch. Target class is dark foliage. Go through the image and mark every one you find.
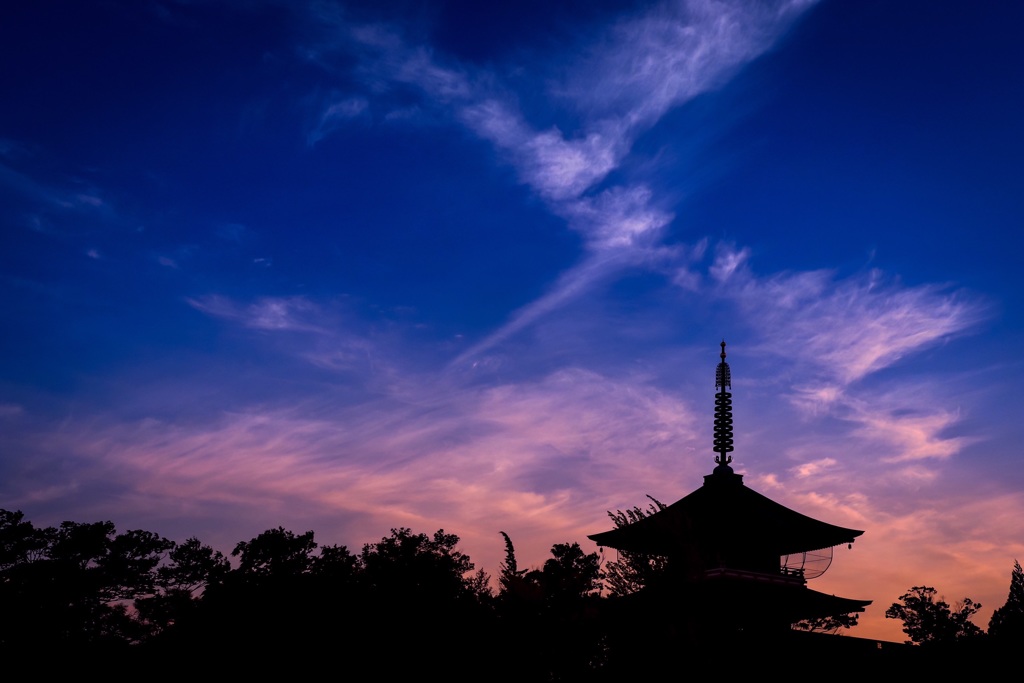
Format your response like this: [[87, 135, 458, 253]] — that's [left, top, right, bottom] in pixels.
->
[[792, 612, 860, 634], [497, 530, 526, 595], [988, 560, 1024, 642], [885, 586, 983, 645], [0, 509, 175, 652], [232, 526, 317, 577], [135, 537, 230, 635], [602, 496, 667, 596], [359, 527, 485, 602], [12, 507, 1013, 675], [496, 533, 605, 679]]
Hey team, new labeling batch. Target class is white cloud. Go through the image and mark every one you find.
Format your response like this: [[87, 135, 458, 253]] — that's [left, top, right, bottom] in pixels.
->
[[451, 251, 633, 367], [314, 0, 813, 256], [791, 457, 837, 478], [717, 262, 987, 386], [562, 0, 816, 131], [565, 186, 674, 249], [847, 399, 971, 463], [32, 367, 701, 577], [186, 295, 324, 333], [709, 244, 750, 282], [0, 162, 111, 215], [74, 193, 105, 208], [314, 1, 817, 362], [308, 95, 369, 146]]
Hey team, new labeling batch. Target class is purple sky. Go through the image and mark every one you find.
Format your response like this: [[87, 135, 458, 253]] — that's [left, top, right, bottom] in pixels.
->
[[3, 0, 1023, 641]]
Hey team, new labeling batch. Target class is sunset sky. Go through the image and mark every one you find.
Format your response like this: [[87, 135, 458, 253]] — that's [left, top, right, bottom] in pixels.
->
[[2, 0, 1022, 641]]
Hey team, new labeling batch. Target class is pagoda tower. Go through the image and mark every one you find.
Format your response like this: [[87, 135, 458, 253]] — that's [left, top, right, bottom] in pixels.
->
[[589, 342, 870, 633]]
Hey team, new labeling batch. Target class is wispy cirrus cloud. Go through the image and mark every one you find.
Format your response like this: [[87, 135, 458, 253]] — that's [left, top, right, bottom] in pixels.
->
[[456, 99, 622, 204], [307, 94, 369, 146], [690, 244, 988, 471], [847, 399, 971, 464], [705, 245, 988, 388], [560, 0, 816, 129], [451, 250, 633, 367], [186, 294, 325, 333], [185, 293, 385, 377], [298, 1, 818, 362], [14, 367, 701, 573], [0, 161, 111, 217], [331, 0, 813, 247]]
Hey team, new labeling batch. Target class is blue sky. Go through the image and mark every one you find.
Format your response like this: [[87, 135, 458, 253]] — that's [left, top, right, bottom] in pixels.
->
[[2, 0, 1022, 640]]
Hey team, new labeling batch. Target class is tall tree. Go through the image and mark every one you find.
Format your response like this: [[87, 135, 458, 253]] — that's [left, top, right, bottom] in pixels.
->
[[356, 528, 493, 674], [231, 527, 317, 578], [135, 537, 231, 635], [0, 510, 173, 649], [498, 531, 524, 593], [530, 542, 602, 606], [885, 586, 983, 645], [359, 527, 484, 603], [494, 537, 606, 680], [602, 496, 667, 596], [988, 560, 1024, 641]]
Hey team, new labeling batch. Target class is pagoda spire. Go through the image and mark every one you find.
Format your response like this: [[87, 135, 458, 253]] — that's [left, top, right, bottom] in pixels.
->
[[713, 340, 734, 472]]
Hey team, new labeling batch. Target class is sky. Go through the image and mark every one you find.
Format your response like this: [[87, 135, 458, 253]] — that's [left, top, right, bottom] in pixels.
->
[[2, 0, 1022, 641]]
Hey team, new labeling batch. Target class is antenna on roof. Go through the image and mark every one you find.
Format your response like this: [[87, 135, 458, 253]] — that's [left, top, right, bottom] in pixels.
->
[[713, 340, 734, 471]]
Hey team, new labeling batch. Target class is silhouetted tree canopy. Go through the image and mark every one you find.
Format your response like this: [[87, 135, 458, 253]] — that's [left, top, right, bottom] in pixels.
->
[[792, 612, 860, 634], [360, 527, 489, 603], [135, 537, 230, 635], [232, 526, 317, 577], [988, 560, 1024, 642], [602, 496, 667, 596], [0, 509, 174, 650], [498, 530, 527, 595], [528, 541, 602, 604], [885, 586, 983, 645]]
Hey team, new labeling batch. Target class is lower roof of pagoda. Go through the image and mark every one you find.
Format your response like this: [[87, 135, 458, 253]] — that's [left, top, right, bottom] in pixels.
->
[[589, 466, 864, 557], [615, 570, 872, 625]]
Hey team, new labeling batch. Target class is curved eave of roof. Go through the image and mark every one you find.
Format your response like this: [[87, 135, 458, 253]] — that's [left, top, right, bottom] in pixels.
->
[[605, 577, 872, 624], [589, 476, 864, 556]]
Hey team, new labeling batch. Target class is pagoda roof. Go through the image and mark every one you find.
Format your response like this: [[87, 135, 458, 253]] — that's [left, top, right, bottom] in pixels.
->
[[616, 568, 872, 624], [589, 466, 864, 557]]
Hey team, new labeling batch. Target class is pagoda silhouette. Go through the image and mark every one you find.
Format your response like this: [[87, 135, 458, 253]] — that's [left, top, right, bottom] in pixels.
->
[[589, 341, 870, 642]]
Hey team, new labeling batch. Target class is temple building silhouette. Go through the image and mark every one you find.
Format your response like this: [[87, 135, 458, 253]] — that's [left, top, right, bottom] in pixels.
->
[[589, 341, 870, 640]]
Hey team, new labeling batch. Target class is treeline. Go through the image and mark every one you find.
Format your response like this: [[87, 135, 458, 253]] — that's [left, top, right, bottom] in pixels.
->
[[885, 568, 1024, 648], [2, 508, 1022, 675], [0, 509, 606, 676]]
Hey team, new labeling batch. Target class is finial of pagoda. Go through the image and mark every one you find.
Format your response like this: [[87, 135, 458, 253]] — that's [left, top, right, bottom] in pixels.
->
[[713, 340, 734, 472]]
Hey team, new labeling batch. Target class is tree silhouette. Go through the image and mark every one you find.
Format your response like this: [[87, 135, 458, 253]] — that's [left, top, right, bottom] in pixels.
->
[[135, 537, 230, 635], [792, 612, 860, 634], [360, 527, 487, 602], [353, 528, 493, 673], [988, 560, 1024, 642], [497, 531, 527, 594], [602, 496, 667, 596], [312, 542, 359, 580], [527, 542, 602, 606], [232, 527, 317, 577], [0, 509, 173, 650], [885, 586, 983, 645], [493, 535, 606, 679]]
